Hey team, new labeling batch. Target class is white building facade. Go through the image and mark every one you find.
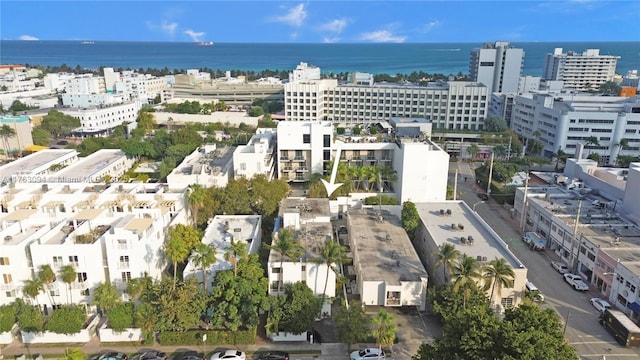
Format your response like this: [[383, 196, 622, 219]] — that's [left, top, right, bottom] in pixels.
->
[[233, 128, 277, 180], [59, 100, 143, 135], [469, 41, 524, 94], [167, 144, 235, 191], [542, 48, 619, 92]]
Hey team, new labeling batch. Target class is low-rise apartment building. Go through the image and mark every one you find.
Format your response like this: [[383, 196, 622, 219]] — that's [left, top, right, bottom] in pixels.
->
[[167, 144, 235, 191], [183, 215, 262, 291], [233, 128, 277, 180], [0, 149, 78, 185], [414, 201, 528, 311]]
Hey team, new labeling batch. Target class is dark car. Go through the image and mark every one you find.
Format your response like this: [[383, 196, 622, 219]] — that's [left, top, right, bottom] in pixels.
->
[[131, 351, 167, 360], [98, 353, 128, 360], [57, 140, 69, 145], [478, 193, 489, 201], [257, 352, 289, 360], [175, 351, 205, 360]]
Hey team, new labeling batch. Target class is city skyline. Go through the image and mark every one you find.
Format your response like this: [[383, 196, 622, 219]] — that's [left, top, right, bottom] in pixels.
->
[[1, 0, 639, 43]]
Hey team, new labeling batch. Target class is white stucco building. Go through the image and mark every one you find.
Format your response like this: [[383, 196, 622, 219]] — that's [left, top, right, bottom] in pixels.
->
[[276, 121, 449, 203], [0, 149, 79, 185], [347, 207, 429, 310], [269, 198, 335, 315], [65, 74, 106, 95], [510, 94, 640, 163], [59, 100, 143, 135], [414, 201, 528, 311], [52, 149, 135, 183], [233, 128, 277, 180], [469, 41, 524, 94], [167, 144, 236, 191], [542, 48, 619, 92], [183, 215, 262, 291], [0, 181, 187, 309], [0, 115, 34, 154]]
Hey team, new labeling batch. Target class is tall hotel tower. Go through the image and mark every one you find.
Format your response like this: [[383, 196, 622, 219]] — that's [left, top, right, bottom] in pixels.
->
[[469, 41, 524, 94]]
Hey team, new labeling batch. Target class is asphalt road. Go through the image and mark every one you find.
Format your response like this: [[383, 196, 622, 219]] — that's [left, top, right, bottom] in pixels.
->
[[449, 162, 640, 360]]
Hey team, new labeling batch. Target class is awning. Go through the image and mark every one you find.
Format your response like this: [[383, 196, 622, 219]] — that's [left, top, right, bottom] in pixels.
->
[[627, 301, 640, 315], [25, 145, 49, 152]]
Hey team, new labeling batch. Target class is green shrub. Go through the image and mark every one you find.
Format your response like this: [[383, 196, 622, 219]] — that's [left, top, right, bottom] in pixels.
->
[[0, 304, 17, 332], [336, 127, 345, 135], [107, 302, 135, 332], [17, 305, 45, 333], [364, 195, 397, 205], [45, 305, 86, 335], [157, 328, 256, 345]]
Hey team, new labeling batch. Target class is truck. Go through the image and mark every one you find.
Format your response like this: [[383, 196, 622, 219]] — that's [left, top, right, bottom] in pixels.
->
[[599, 309, 640, 347], [523, 232, 547, 251]]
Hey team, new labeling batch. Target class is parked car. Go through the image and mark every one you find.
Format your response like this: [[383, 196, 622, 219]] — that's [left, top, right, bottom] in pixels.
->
[[590, 298, 612, 313], [256, 351, 289, 360], [551, 261, 569, 274], [478, 193, 489, 201], [131, 352, 167, 360], [350, 348, 385, 360], [175, 351, 205, 360], [209, 350, 246, 360], [98, 353, 128, 360], [564, 273, 589, 291], [525, 281, 545, 302]]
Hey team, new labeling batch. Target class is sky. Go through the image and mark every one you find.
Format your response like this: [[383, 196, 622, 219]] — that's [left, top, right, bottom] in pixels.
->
[[1, 0, 639, 43]]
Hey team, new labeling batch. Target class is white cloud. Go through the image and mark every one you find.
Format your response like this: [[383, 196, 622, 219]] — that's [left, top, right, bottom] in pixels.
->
[[272, 3, 307, 27], [319, 18, 347, 33], [184, 30, 205, 42], [359, 30, 406, 43], [422, 20, 442, 33], [19, 35, 39, 41], [323, 37, 341, 43], [161, 21, 178, 36]]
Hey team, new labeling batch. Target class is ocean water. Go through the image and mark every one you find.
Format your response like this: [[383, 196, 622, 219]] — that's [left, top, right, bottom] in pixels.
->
[[1, 41, 638, 76]]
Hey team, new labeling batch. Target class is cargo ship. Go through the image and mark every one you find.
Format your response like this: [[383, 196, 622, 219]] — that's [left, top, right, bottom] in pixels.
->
[[196, 41, 214, 46]]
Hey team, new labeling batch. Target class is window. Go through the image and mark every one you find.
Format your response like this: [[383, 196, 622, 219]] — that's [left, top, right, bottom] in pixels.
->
[[2, 274, 12, 283], [121, 272, 131, 282], [240, 163, 246, 171], [69, 255, 79, 266], [5, 290, 15, 298], [52, 256, 63, 267], [80, 288, 90, 296], [0, 257, 9, 266], [501, 297, 514, 308], [77, 272, 87, 282], [303, 134, 310, 143], [323, 134, 331, 147], [272, 267, 281, 274]]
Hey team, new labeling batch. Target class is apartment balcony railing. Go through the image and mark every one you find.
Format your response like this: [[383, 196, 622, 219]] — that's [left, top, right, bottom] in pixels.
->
[[70, 281, 87, 290], [0, 282, 16, 291], [293, 157, 305, 161], [386, 298, 401, 306], [280, 156, 290, 161]]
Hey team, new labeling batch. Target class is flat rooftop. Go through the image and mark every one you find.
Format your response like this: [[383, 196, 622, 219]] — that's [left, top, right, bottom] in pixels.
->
[[416, 201, 525, 269], [279, 197, 331, 220], [56, 150, 127, 180], [348, 208, 428, 284], [175, 145, 235, 175], [269, 222, 332, 263], [0, 149, 77, 178], [0, 224, 45, 246]]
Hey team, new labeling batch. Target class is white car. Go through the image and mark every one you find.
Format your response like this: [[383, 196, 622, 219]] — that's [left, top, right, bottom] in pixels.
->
[[350, 348, 385, 360], [563, 273, 589, 291], [551, 261, 569, 274], [210, 350, 246, 360], [590, 298, 612, 313]]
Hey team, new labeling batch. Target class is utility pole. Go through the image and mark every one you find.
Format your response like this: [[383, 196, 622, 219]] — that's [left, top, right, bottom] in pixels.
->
[[519, 174, 529, 231], [569, 200, 583, 272], [486, 152, 494, 195], [453, 169, 458, 201]]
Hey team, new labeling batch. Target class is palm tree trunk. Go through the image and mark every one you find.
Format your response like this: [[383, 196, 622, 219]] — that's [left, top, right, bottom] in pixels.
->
[[277, 258, 283, 295], [489, 278, 497, 306], [201, 265, 207, 293], [320, 265, 330, 317], [68, 284, 73, 304]]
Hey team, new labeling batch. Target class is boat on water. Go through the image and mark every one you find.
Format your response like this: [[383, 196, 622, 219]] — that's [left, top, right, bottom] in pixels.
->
[[196, 41, 214, 46], [80, 41, 95, 45]]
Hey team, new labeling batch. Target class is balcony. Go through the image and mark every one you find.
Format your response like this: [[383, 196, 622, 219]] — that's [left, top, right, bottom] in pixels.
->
[[119, 262, 130, 270], [280, 156, 290, 161], [282, 166, 293, 172], [293, 157, 305, 162], [295, 167, 309, 172], [70, 281, 87, 290], [0, 282, 16, 291], [386, 297, 401, 306]]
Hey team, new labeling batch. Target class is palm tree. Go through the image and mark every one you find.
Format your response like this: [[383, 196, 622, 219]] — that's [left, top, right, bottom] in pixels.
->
[[267, 228, 304, 295], [23, 278, 45, 308], [616, 138, 629, 160], [60, 265, 77, 304], [38, 264, 57, 306], [63, 348, 85, 360], [452, 254, 482, 308], [185, 184, 206, 226], [125, 277, 145, 301], [493, 145, 507, 159], [433, 243, 461, 284], [0, 124, 16, 158], [379, 166, 397, 192], [585, 136, 600, 156], [317, 238, 348, 316], [191, 242, 217, 292], [165, 236, 191, 291], [466, 143, 480, 160], [372, 308, 397, 359], [483, 258, 515, 308], [92, 282, 120, 314], [224, 239, 248, 278]]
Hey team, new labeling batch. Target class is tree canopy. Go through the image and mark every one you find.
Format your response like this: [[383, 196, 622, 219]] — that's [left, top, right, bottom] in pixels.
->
[[401, 201, 420, 237], [40, 110, 81, 138]]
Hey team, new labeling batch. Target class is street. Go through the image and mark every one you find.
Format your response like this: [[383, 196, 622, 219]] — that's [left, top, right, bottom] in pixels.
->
[[450, 162, 640, 360]]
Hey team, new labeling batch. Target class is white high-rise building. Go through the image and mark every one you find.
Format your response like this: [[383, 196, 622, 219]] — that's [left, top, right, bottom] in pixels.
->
[[542, 48, 619, 92], [469, 41, 524, 94], [289, 62, 321, 83]]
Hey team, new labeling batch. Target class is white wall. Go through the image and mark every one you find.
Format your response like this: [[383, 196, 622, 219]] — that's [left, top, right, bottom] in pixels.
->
[[98, 327, 142, 342]]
